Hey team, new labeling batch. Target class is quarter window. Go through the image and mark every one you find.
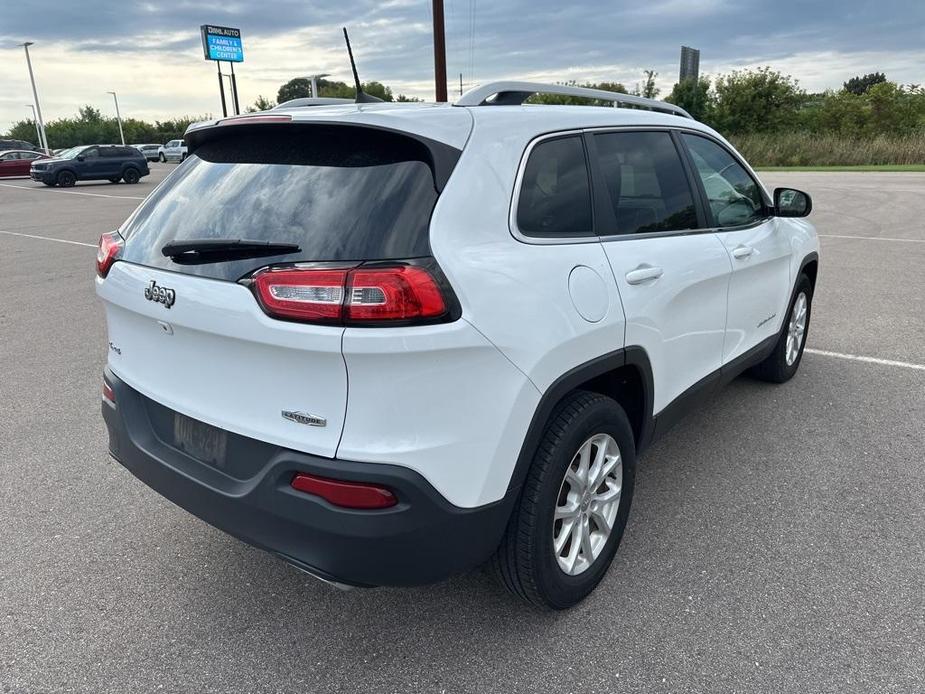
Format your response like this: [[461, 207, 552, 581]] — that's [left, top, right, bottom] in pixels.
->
[[682, 134, 766, 227], [516, 136, 593, 237], [593, 131, 698, 235]]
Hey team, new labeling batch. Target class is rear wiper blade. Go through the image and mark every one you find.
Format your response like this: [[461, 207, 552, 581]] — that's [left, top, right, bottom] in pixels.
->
[[161, 238, 301, 264]]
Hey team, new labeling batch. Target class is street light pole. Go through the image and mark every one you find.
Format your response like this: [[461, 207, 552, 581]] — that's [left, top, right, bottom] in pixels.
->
[[107, 91, 125, 145], [21, 42, 48, 152], [305, 73, 330, 98], [25, 105, 41, 147]]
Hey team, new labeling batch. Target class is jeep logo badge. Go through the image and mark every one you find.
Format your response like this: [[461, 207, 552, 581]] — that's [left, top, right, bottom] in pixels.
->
[[144, 279, 176, 309]]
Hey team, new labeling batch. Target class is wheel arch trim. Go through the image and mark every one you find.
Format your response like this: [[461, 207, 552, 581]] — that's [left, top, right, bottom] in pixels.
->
[[507, 346, 654, 494]]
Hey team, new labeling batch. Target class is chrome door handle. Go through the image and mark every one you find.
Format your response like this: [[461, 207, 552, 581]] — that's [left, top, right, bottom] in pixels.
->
[[625, 265, 664, 285], [732, 245, 754, 259]]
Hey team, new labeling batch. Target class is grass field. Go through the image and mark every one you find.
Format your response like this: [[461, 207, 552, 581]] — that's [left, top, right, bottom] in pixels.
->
[[756, 164, 925, 172], [731, 132, 925, 168]]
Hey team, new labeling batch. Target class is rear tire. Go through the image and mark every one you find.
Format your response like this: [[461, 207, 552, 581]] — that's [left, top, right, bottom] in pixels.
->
[[122, 167, 140, 184], [750, 274, 813, 383], [493, 390, 636, 609], [56, 170, 76, 187]]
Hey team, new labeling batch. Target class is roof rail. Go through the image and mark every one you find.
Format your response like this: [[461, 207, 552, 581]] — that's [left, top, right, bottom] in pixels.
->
[[273, 97, 354, 110], [455, 81, 692, 119]]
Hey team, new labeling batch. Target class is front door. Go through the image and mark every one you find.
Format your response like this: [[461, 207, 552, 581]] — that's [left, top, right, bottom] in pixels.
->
[[679, 133, 793, 363]]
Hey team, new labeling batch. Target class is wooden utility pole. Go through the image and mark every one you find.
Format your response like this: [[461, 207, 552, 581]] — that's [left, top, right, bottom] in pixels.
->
[[432, 0, 447, 102]]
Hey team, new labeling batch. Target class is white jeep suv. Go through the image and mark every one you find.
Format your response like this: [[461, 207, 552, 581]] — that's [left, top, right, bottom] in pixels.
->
[[96, 83, 818, 609]]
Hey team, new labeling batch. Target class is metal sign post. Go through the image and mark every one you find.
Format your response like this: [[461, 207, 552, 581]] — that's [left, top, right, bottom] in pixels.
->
[[201, 25, 244, 117]]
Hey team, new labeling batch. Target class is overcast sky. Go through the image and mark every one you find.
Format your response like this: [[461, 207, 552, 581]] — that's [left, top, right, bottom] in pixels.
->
[[1, 0, 923, 131]]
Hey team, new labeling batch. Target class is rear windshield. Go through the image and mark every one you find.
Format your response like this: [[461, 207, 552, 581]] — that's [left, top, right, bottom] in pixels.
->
[[120, 125, 446, 281]]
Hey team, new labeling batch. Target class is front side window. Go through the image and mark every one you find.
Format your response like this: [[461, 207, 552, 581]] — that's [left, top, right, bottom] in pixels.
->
[[82, 147, 100, 159], [593, 131, 698, 235], [682, 134, 765, 228], [516, 136, 593, 237]]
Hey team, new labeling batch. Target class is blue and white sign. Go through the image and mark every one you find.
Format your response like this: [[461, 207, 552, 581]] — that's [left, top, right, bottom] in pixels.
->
[[200, 25, 244, 63]]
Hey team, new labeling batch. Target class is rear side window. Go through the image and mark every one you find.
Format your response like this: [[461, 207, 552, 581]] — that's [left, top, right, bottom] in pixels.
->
[[120, 125, 450, 281], [516, 136, 593, 237], [594, 131, 698, 235]]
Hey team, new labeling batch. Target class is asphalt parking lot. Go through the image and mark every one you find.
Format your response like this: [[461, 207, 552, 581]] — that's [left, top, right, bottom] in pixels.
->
[[1, 164, 923, 693]]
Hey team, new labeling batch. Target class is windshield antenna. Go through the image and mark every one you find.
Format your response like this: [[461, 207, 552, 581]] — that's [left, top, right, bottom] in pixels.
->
[[343, 27, 383, 104]]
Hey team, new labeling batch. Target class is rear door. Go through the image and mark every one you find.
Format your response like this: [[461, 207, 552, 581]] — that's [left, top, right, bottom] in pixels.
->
[[679, 133, 792, 363], [97, 123, 456, 458], [591, 129, 730, 414], [0, 152, 22, 176], [17, 152, 42, 175]]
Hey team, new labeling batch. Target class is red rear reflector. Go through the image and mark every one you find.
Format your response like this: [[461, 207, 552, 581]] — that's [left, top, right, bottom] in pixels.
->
[[102, 380, 115, 404], [251, 264, 449, 325], [291, 473, 397, 509], [96, 231, 124, 278], [346, 266, 447, 322]]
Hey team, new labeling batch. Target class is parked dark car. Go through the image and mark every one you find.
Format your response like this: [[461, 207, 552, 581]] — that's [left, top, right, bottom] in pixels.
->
[[0, 150, 49, 178], [30, 144, 150, 187]]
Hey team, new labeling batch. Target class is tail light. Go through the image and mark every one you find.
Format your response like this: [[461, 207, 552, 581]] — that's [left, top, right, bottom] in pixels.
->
[[96, 231, 124, 278], [102, 380, 115, 404], [251, 262, 451, 326], [291, 472, 397, 509]]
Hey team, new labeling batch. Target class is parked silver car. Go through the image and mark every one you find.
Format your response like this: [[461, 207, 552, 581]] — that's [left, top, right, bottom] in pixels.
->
[[157, 139, 187, 163], [133, 144, 162, 162]]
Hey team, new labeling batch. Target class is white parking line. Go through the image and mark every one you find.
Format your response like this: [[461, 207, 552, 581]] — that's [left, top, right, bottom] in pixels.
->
[[819, 234, 925, 244], [0, 229, 96, 247], [805, 348, 925, 372], [0, 182, 145, 201]]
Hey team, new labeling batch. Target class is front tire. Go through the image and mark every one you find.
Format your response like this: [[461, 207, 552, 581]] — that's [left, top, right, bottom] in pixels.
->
[[56, 170, 76, 187], [493, 390, 636, 609], [750, 274, 813, 383], [158, 153, 166, 162]]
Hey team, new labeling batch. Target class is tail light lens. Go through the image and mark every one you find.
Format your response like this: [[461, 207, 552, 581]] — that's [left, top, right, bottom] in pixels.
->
[[253, 268, 348, 323], [96, 231, 124, 278], [102, 380, 115, 404], [291, 473, 397, 509], [251, 262, 451, 326]]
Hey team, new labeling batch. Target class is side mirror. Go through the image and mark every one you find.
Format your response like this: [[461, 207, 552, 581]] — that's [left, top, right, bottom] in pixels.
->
[[76, 155, 85, 162], [774, 187, 812, 218]]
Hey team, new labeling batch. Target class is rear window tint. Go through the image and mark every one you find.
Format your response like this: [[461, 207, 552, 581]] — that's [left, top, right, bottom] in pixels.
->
[[516, 136, 593, 237], [120, 125, 447, 281]]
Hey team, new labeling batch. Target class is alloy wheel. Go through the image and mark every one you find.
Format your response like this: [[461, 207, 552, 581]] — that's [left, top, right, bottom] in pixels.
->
[[552, 433, 622, 576], [785, 292, 808, 366]]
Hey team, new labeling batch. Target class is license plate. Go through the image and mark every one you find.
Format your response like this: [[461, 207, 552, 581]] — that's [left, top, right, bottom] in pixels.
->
[[173, 413, 227, 467]]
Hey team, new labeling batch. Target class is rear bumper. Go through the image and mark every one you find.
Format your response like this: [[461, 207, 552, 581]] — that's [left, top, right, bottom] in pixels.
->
[[101, 369, 516, 587]]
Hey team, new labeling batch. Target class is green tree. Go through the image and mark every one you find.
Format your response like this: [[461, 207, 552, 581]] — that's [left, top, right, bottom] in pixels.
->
[[277, 78, 312, 103], [276, 77, 395, 103], [246, 95, 276, 113], [665, 77, 713, 122], [634, 70, 660, 99], [527, 81, 627, 105], [711, 67, 804, 133], [844, 72, 887, 95]]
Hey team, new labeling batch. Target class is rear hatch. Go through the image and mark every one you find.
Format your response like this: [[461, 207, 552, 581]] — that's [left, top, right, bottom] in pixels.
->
[[97, 120, 461, 458]]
